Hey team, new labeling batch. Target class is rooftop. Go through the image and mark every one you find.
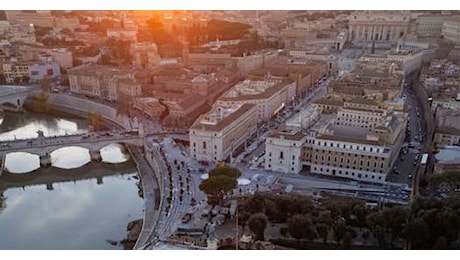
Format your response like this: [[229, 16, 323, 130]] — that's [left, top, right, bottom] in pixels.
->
[[268, 126, 306, 141], [190, 103, 256, 132], [219, 79, 294, 102], [435, 146, 460, 164]]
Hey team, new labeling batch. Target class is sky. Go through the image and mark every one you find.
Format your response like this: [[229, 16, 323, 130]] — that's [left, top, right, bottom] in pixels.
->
[[1, 0, 459, 11]]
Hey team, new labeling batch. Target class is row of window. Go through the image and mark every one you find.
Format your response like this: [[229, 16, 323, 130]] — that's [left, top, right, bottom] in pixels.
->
[[313, 166, 383, 180], [306, 139, 382, 153]]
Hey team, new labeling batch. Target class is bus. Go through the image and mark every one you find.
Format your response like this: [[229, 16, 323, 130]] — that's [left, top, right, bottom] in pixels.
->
[[421, 153, 428, 165]]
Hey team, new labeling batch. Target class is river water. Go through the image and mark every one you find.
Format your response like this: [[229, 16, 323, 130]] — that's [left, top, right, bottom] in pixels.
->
[[0, 111, 144, 249]]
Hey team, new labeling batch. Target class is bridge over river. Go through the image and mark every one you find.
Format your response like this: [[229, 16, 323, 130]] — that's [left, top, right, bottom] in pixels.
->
[[0, 130, 143, 174]]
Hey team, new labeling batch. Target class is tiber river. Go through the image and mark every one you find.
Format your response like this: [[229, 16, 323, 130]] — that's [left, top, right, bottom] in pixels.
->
[[0, 110, 144, 249]]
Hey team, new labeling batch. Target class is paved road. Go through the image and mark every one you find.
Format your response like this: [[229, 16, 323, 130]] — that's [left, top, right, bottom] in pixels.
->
[[387, 85, 423, 185]]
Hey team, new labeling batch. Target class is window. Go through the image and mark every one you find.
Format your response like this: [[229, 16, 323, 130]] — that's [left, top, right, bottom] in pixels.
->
[[269, 152, 272, 157], [203, 141, 206, 149], [214, 145, 217, 150], [193, 142, 196, 147], [280, 151, 284, 160], [292, 155, 295, 160]]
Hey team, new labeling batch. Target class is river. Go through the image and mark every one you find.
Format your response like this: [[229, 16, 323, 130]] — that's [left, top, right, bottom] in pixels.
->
[[0, 110, 144, 249]]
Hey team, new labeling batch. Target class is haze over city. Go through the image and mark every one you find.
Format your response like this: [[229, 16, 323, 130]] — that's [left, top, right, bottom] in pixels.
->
[[0, 9, 460, 251]]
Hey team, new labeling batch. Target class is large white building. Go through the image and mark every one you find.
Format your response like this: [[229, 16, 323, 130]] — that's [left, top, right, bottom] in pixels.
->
[[442, 17, 460, 44], [348, 12, 412, 42], [189, 103, 258, 162], [265, 104, 407, 184], [416, 15, 445, 38], [216, 78, 297, 122]]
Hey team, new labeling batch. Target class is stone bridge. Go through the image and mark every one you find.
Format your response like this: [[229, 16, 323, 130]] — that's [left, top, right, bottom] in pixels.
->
[[0, 130, 143, 175]]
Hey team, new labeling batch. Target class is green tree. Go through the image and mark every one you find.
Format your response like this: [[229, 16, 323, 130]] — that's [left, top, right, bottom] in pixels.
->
[[199, 174, 237, 205], [209, 165, 242, 179], [340, 232, 352, 249], [316, 223, 330, 244], [287, 214, 314, 241], [247, 213, 268, 241]]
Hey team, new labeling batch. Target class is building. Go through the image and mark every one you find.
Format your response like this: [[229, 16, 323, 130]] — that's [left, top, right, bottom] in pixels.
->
[[27, 58, 60, 83], [68, 65, 141, 101], [189, 103, 258, 162], [442, 17, 460, 44], [1, 61, 29, 84], [416, 15, 445, 38], [264, 104, 407, 184], [233, 51, 278, 76], [288, 51, 339, 77], [347, 11, 412, 42], [433, 107, 460, 148], [16, 44, 73, 69], [6, 11, 55, 28], [265, 126, 308, 174], [248, 66, 312, 97], [216, 78, 297, 122], [132, 97, 166, 119], [130, 42, 161, 68], [107, 27, 137, 42]]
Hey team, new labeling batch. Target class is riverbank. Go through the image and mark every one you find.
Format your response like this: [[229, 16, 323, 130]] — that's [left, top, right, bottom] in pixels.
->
[[121, 219, 143, 250]]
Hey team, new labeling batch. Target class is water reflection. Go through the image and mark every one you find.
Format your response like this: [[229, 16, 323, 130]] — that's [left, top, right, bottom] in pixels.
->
[[51, 147, 91, 169], [0, 111, 88, 141], [0, 173, 143, 250], [4, 152, 40, 173], [0, 111, 143, 249], [101, 144, 130, 164]]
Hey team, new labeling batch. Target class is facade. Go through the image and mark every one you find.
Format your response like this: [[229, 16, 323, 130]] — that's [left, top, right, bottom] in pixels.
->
[[130, 42, 161, 68], [68, 65, 141, 101], [233, 51, 278, 76], [189, 103, 258, 162], [442, 17, 460, 44], [216, 79, 297, 122], [347, 12, 412, 42], [416, 15, 445, 38], [132, 97, 166, 119], [28, 59, 60, 82], [264, 104, 406, 184], [1, 62, 29, 83], [248, 66, 312, 97]]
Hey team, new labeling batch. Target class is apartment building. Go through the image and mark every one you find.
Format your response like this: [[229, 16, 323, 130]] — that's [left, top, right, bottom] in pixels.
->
[[216, 79, 297, 122], [265, 103, 407, 184], [189, 103, 258, 162], [68, 65, 141, 101]]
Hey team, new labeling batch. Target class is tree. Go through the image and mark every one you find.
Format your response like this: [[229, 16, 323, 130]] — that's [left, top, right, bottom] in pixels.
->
[[287, 214, 313, 241], [403, 217, 430, 249], [316, 223, 330, 244], [88, 111, 103, 131], [433, 236, 449, 249], [340, 232, 352, 249], [39, 76, 51, 93], [241, 194, 265, 215], [209, 165, 242, 179], [247, 213, 268, 241], [199, 174, 237, 205], [0, 73, 6, 84]]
